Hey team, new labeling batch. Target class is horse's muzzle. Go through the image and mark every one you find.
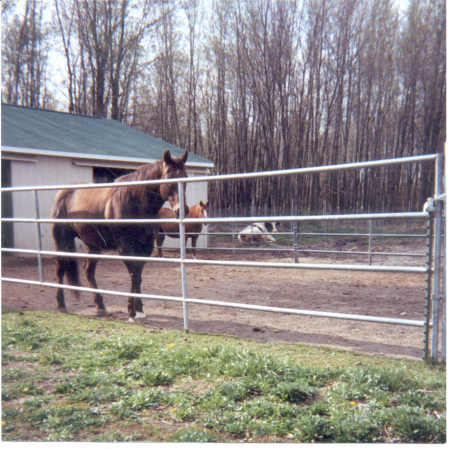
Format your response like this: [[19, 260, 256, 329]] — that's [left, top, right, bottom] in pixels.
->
[[167, 194, 181, 214]]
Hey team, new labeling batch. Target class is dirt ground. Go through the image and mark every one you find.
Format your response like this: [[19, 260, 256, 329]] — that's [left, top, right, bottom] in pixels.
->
[[2, 239, 431, 360]]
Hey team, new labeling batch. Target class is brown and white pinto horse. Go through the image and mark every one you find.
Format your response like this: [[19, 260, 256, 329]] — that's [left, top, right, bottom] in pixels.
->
[[238, 222, 281, 244], [156, 201, 208, 258], [51, 149, 188, 321]]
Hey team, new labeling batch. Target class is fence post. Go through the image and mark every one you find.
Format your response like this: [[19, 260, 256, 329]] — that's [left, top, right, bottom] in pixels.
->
[[293, 222, 299, 263], [424, 214, 434, 361], [33, 190, 44, 282], [431, 153, 444, 362], [441, 225, 446, 362], [368, 220, 373, 265], [178, 182, 189, 332], [232, 223, 237, 259]]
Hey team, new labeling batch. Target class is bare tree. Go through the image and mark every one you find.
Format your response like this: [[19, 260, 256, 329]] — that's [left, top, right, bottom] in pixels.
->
[[199, 0, 444, 215], [181, 0, 201, 153], [7, 0, 443, 215], [54, 0, 154, 119], [2, 0, 53, 108]]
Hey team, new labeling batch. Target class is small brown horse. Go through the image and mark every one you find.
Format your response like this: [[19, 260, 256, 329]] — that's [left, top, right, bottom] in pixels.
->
[[51, 149, 188, 321], [156, 201, 208, 258]]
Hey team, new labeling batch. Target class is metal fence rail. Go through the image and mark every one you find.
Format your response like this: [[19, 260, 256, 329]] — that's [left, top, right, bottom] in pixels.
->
[[0, 211, 430, 224], [1, 153, 445, 361], [0, 153, 438, 193], [1, 276, 425, 327], [156, 228, 428, 260], [1, 246, 428, 273]]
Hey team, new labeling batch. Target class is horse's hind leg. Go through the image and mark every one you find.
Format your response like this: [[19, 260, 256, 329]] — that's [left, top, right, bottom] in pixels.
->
[[83, 254, 107, 316], [53, 223, 79, 312], [56, 259, 67, 312], [156, 232, 164, 257], [123, 260, 146, 322]]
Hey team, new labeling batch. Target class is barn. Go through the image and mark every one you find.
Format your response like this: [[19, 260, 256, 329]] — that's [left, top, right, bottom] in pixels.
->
[[1, 103, 214, 252]]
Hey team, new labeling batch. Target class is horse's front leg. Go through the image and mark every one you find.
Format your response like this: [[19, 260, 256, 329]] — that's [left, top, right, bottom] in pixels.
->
[[190, 235, 198, 258], [83, 254, 107, 316], [123, 260, 146, 322], [156, 232, 165, 257]]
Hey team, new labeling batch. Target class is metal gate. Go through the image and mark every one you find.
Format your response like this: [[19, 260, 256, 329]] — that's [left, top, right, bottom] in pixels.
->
[[1, 154, 445, 362]]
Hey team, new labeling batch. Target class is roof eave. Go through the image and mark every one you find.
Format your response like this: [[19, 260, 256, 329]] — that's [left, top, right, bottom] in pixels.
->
[[1, 145, 215, 169]]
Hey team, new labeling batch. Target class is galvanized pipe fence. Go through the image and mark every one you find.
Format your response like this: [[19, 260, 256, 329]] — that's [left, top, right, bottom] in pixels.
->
[[156, 225, 429, 264], [1, 153, 445, 362]]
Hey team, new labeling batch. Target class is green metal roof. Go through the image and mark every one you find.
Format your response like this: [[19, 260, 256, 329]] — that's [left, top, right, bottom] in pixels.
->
[[1, 103, 213, 167]]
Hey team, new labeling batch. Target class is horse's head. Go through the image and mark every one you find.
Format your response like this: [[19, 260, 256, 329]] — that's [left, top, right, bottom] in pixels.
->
[[190, 200, 209, 225], [160, 149, 188, 214], [199, 201, 209, 218], [264, 222, 281, 233]]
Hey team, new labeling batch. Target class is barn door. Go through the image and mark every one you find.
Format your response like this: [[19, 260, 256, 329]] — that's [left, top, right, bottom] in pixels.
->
[[1, 159, 14, 249]]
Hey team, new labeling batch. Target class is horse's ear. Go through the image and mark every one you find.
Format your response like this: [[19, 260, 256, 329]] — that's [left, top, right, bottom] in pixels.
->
[[200, 200, 205, 207], [163, 149, 172, 165], [181, 150, 188, 163]]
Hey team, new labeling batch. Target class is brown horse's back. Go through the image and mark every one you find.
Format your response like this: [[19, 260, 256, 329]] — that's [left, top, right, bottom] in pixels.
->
[[52, 186, 113, 219], [52, 186, 116, 251]]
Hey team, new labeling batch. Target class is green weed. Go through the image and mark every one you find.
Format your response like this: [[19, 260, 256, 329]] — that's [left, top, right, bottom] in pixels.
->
[[44, 406, 109, 441], [127, 389, 167, 411], [172, 427, 218, 442], [273, 381, 316, 403], [388, 406, 446, 443], [294, 414, 336, 441]]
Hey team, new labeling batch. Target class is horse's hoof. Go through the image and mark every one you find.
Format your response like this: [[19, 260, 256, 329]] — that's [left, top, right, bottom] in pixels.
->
[[96, 309, 108, 317], [58, 307, 68, 314], [128, 317, 135, 323], [135, 312, 146, 319]]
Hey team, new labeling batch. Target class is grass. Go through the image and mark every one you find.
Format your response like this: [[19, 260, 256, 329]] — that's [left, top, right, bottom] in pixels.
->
[[2, 311, 446, 443]]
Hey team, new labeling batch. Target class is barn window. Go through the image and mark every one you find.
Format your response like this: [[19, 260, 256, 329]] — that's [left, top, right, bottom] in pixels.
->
[[93, 166, 133, 183]]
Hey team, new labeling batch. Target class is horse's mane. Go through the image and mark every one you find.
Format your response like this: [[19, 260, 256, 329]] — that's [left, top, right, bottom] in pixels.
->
[[116, 160, 163, 183], [108, 160, 164, 216]]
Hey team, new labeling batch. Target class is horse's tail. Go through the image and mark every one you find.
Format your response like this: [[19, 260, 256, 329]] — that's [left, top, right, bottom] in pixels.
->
[[51, 190, 80, 293]]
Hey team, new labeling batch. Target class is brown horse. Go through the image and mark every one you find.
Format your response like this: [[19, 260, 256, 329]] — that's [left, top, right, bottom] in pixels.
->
[[156, 201, 208, 258], [51, 149, 188, 321]]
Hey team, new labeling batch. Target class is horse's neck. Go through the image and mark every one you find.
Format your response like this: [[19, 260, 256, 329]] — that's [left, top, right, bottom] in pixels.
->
[[111, 163, 165, 218], [189, 205, 205, 218], [141, 164, 166, 214]]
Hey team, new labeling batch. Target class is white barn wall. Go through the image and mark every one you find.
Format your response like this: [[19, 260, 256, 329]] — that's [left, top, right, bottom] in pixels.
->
[[8, 154, 209, 254], [10, 155, 92, 251]]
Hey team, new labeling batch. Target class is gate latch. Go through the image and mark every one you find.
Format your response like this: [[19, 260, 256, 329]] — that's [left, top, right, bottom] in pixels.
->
[[423, 194, 446, 214], [423, 197, 436, 213]]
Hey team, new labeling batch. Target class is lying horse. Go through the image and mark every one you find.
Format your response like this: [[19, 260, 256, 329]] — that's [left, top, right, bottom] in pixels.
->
[[51, 149, 188, 321], [156, 201, 208, 258], [238, 221, 281, 244]]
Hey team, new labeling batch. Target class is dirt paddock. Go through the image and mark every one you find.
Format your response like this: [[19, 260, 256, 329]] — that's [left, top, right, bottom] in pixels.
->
[[2, 243, 430, 359]]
